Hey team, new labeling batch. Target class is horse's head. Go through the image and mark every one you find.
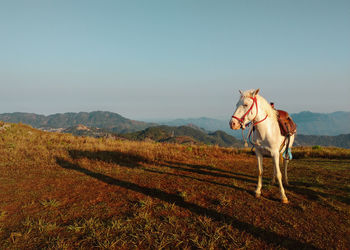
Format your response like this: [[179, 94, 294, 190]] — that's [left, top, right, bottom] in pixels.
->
[[229, 89, 260, 130]]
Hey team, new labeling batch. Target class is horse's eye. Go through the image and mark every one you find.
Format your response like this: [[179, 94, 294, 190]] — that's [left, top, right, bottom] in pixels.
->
[[243, 104, 248, 107]]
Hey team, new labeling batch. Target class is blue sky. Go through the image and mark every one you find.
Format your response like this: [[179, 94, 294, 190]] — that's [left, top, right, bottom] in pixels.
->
[[1, 0, 349, 119]]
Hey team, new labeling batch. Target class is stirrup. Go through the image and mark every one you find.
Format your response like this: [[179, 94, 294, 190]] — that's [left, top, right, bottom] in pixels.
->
[[283, 148, 292, 160]]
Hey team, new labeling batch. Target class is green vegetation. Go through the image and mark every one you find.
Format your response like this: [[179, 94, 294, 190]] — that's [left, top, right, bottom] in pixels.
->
[[122, 125, 243, 147], [0, 122, 349, 249]]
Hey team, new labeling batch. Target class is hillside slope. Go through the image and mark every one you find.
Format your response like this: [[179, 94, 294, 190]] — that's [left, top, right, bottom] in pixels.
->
[[0, 122, 349, 249]]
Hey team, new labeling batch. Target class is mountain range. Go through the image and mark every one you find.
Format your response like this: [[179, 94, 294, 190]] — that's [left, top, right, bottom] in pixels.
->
[[291, 111, 350, 136], [0, 111, 155, 134]]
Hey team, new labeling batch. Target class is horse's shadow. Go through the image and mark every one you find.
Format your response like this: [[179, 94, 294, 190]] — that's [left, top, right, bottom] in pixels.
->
[[164, 161, 269, 181], [68, 149, 268, 191], [288, 181, 350, 205], [55, 155, 316, 249], [68, 149, 147, 168], [72, 149, 350, 205]]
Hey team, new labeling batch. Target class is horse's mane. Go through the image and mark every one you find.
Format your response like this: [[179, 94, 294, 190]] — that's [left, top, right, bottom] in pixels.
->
[[256, 95, 278, 121], [241, 89, 278, 121]]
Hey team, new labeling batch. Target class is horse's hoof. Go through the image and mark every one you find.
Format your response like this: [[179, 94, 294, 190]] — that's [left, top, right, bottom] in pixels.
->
[[255, 193, 261, 198], [281, 198, 289, 204]]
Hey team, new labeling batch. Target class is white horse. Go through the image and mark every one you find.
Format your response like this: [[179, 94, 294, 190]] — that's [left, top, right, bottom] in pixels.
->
[[229, 89, 294, 203]]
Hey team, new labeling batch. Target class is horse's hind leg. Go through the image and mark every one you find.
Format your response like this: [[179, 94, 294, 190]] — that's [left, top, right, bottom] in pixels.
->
[[283, 159, 290, 186], [272, 151, 288, 203]]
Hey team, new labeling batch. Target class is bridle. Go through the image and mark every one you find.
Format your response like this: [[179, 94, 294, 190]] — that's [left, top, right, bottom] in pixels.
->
[[232, 96, 268, 129], [231, 96, 268, 148]]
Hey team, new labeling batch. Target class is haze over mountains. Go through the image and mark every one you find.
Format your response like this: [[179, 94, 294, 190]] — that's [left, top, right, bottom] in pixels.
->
[[1, 111, 350, 148], [160, 111, 350, 136]]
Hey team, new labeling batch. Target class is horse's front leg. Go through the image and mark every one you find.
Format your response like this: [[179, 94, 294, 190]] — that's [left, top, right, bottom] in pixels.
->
[[271, 154, 282, 185], [255, 150, 263, 198], [272, 151, 289, 203]]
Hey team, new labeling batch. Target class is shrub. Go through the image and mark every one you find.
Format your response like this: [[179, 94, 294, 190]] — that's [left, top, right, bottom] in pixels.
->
[[312, 145, 322, 150]]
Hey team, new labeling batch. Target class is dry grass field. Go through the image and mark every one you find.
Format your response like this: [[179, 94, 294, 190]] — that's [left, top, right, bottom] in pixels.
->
[[1, 122, 350, 249]]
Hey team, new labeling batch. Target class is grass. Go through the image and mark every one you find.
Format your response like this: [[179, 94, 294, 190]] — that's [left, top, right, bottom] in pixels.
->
[[0, 122, 350, 249], [39, 199, 61, 208], [293, 146, 350, 159]]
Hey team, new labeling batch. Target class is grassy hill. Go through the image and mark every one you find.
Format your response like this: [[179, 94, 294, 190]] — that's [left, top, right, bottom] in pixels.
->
[[122, 125, 244, 147], [0, 122, 350, 249], [62, 124, 120, 139]]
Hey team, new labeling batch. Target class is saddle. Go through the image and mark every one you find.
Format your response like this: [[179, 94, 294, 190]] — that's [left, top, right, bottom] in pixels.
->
[[276, 110, 297, 136]]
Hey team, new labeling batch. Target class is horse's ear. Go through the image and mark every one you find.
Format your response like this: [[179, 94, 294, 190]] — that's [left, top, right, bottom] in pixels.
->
[[239, 90, 243, 96], [253, 88, 260, 97]]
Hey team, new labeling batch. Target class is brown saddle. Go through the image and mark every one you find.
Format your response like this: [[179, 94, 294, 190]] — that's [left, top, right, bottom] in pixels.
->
[[276, 110, 297, 136]]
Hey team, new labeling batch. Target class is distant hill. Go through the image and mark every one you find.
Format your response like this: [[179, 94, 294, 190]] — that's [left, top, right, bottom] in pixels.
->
[[52, 123, 350, 149], [0, 111, 156, 134], [122, 125, 244, 148], [54, 124, 243, 148], [60, 124, 119, 139], [160, 117, 242, 138], [295, 134, 350, 149], [163, 117, 228, 132]]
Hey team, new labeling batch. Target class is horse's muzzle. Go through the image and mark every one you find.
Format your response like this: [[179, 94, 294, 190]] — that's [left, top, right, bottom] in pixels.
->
[[229, 119, 241, 130]]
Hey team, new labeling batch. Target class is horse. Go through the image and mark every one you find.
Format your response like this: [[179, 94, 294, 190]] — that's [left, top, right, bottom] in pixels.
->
[[229, 89, 295, 203]]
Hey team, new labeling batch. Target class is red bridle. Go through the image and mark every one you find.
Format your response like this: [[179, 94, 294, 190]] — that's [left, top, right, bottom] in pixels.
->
[[232, 96, 268, 128]]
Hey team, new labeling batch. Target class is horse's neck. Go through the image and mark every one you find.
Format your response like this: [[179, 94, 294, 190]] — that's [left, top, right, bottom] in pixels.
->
[[254, 109, 280, 143]]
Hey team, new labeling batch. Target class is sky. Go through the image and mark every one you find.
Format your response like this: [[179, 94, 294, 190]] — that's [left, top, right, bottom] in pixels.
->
[[1, 0, 349, 120]]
